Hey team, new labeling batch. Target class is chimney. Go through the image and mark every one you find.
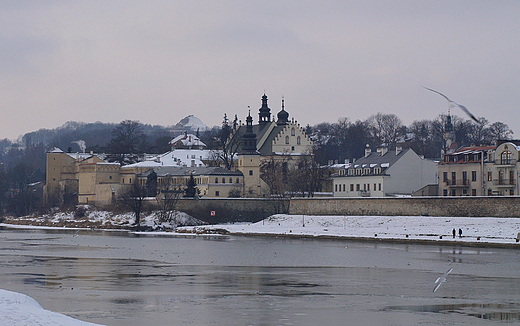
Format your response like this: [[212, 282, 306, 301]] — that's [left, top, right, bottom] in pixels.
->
[[365, 148, 372, 157], [345, 159, 350, 164], [377, 147, 388, 156]]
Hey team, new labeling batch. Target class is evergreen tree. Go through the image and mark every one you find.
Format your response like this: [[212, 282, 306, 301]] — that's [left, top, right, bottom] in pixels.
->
[[184, 174, 199, 198]]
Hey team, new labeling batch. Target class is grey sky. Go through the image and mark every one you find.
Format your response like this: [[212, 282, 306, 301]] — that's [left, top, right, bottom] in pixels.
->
[[1, 1, 519, 140]]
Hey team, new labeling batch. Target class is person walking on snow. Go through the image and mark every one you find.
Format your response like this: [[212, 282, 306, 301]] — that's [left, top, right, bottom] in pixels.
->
[[452, 228, 456, 238], [458, 228, 462, 238]]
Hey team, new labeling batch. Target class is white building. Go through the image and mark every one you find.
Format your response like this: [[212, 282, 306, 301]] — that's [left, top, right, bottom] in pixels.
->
[[332, 147, 438, 197]]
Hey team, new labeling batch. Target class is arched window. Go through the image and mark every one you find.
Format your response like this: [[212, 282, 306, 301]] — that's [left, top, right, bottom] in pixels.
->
[[501, 151, 512, 165], [215, 178, 218, 183], [229, 177, 232, 183], [222, 178, 225, 183], [297, 136, 301, 145], [285, 136, 290, 144], [291, 128, 295, 136]]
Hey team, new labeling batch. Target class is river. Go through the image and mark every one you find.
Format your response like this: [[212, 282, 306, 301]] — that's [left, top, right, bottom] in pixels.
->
[[1, 227, 519, 325]]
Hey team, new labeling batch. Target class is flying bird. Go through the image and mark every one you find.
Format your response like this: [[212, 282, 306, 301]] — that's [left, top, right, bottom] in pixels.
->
[[433, 267, 453, 292], [422, 86, 480, 124]]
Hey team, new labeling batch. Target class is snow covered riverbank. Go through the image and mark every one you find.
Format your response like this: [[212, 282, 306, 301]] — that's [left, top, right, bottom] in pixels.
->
[[0, 289, 104, 326], [180, 214, 520, 247]]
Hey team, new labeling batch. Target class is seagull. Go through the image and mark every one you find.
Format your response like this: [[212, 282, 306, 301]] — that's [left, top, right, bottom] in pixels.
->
[[433, 267, 453, 292], [422, 86, 480, 124], [72, 230, 79, 237]]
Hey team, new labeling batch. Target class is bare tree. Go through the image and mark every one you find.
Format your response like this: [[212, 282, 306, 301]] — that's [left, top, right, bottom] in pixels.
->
[[366, 113, 405, 148], [156, 181, 182, 223], [488, 121, 513, 142], [109, 120, 145, 164], [260, 155, 291, 214], [118, 181, 147, 226]]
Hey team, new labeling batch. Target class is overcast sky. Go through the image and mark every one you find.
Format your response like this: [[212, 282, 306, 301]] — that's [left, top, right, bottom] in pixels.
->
[[1, 1, 519, 140]]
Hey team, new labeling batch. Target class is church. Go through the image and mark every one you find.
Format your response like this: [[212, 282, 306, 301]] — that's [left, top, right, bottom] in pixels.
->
[[233, 94, 314, 197]]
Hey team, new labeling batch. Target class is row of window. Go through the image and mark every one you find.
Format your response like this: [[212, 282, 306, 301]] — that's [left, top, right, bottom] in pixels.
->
[[335, 183, 382, 192], [284, 135, 301, 145], [443, 170, 516, 184], [443, 188, 515, 196], [341, 167, 382, 176], [443, 171, 478, 183]]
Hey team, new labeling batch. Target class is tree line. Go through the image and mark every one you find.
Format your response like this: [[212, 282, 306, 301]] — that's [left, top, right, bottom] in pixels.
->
[[308, 113, 512, 165]]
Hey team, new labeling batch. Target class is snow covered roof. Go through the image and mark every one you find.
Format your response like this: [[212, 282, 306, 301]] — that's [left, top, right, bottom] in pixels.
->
[[123, 150, 213, 168], [169, 133, 206, 148]]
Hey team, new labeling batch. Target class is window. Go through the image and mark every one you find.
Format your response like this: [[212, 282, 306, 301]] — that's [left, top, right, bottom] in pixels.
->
[[249, 170, 253, 176], [510, 189, 515, 196], [109, 176, 112, 180], [356, 169, 362, 175], [215, 178, 218, 183], [472, 171, 477, 182], [451, 189, 456, 196], [215, 191, 220, 197], [443, 189, 448, 196], [487, 171, 492, 181], [488, 188, 492, 196], [291, 128, 295, 136], [236, 178, 239, 183], [222, 178, 225, 183], [350, 184, 354, 191], [297, 136, 301, 145], [364, 168, 370, 175], [378, 183, 381, 191], [367, 184, 370, 191], [510, 170, 515, 185], [373, 183, 376, 191], [462, 189, 467, 195], [498, 171, 504, 185], [356, 184, 360, 191], [472, 189, 477, 196], [229, 178, 232, 183], [501, 151, 512, 165], [462, 171, 467, 184], [335, 184, 338, 192], [342, 184, 345, 192], [285, 136, 289, 144], [443, 172, 448, 182], [348, 169, 354, 175]]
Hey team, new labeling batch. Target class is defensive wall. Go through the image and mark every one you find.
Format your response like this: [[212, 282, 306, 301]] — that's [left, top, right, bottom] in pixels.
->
[[177, 196, 520, 223]]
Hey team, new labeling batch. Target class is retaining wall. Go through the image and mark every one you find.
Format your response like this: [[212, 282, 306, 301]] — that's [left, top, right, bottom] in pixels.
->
[[289, 197, 520, 218]]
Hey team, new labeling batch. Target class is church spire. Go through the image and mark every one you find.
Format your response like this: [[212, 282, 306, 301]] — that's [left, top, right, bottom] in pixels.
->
[[277, 95, 289, 125], [241, 108, 258, 154], [258, 93, 271, 126]]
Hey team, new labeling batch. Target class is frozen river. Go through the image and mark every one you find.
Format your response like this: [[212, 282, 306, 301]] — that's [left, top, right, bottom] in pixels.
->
[[1, 227, 520, 325]]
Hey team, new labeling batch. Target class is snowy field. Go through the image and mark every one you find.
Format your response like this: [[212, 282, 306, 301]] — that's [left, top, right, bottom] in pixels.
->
[[180, 214, 520, 246]]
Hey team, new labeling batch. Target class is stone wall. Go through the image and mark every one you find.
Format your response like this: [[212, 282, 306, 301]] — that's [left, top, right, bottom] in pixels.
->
[[289, 197, 520, 218], [173, 196, 520, 223]]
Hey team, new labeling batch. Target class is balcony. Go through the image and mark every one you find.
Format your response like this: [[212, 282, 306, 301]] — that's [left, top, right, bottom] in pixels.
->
[[444, 179, 471, 188], [493, 179, 515, 187], [494, 159, 517, 167]]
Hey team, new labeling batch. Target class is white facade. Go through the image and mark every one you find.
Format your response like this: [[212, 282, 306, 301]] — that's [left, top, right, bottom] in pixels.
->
[[333, 148, 438, 197]]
